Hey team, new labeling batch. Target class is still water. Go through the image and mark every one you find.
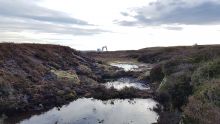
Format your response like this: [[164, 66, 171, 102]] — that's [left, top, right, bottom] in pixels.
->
[[109, 62, 152, 72], [10, 98, 158, 124], [110, 63, 138, 71], [106, 62, 150, 90], [104, 78, 149, 90]]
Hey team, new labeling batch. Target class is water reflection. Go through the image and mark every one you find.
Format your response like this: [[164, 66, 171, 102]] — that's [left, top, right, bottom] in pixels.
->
[[104, 78, 149, 90], [110, 62, 152, 72], [11, 98, 158, 124], [110, 62, 139, 71]]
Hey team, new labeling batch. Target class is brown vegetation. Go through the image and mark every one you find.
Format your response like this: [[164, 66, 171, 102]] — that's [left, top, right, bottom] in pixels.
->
[[0, 43, 127, 115], [2, 43, 220, 124], [89, 44, 220, 124]]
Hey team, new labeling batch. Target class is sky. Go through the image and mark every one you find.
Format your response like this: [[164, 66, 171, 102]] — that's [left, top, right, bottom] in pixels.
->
[[0, 0, 220, 51]]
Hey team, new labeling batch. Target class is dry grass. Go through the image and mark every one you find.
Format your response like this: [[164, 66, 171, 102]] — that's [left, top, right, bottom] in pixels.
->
[[51, 70, 80, 84]]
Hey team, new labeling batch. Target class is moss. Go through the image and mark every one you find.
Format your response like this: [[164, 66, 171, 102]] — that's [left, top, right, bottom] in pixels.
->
[[51, 70, 80, 84], [64, 91, 76, 100]]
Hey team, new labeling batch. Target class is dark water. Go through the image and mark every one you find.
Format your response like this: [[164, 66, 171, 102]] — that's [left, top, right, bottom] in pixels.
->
[[104, 78, 149, 90], [4, 98, 158, 124]]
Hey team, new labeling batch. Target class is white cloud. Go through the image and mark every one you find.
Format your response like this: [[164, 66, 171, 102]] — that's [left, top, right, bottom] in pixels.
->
[[0, 0, 220, 50]]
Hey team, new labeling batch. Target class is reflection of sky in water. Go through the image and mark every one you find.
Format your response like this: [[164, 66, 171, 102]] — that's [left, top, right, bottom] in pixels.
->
[[104, 78, 149, 90], [19, 98, 158, 124], [110, 63, 139, 71], [110, 62, 152, 72]]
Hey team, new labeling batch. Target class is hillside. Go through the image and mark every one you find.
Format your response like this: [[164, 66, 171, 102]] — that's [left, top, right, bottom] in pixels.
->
[[88, 45, 220, 124], [138, 45, 220, 124], [0, 43, 128, 115]]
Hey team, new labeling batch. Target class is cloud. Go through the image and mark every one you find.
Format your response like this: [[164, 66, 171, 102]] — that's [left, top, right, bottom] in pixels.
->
[[120, 12, 130, 17], [115, 20, 137, 26], [0, 0, 106, 36], [164, 26, 183, 31], [117, 0, 220, 26], [0, 0, 89, 25], [0, 17, 107, 35]]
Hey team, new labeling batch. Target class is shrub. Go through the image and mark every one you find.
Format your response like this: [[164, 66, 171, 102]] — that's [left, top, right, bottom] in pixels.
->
[[157, 71, 193, 110], [192, 59, 220, 87], [183, 96, 220, 124], [150, 64, 164, 82], [193, 79, 220, 107], [162, 58, 194, 76]]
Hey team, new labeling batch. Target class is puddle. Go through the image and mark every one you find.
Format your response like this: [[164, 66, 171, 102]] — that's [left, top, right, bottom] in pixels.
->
[[104, 78, 149, 90], [110, 63, 138, 71], [5, 98, 158, 124], [110, 62, 152, 72]]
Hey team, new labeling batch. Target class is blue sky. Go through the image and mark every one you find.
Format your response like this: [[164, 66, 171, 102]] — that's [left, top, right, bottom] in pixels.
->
[[0, 0, 220, 50]]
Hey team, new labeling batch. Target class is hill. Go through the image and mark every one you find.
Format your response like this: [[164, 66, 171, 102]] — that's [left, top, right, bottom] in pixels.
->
[[0, 43, 125, 115], [88, 45, 220, 124]]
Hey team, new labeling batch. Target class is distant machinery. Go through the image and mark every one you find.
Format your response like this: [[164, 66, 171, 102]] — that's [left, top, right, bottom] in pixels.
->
[[97, 48, 102, 52], [102, 46, 108, 51], [97, 46, 108, 52]]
